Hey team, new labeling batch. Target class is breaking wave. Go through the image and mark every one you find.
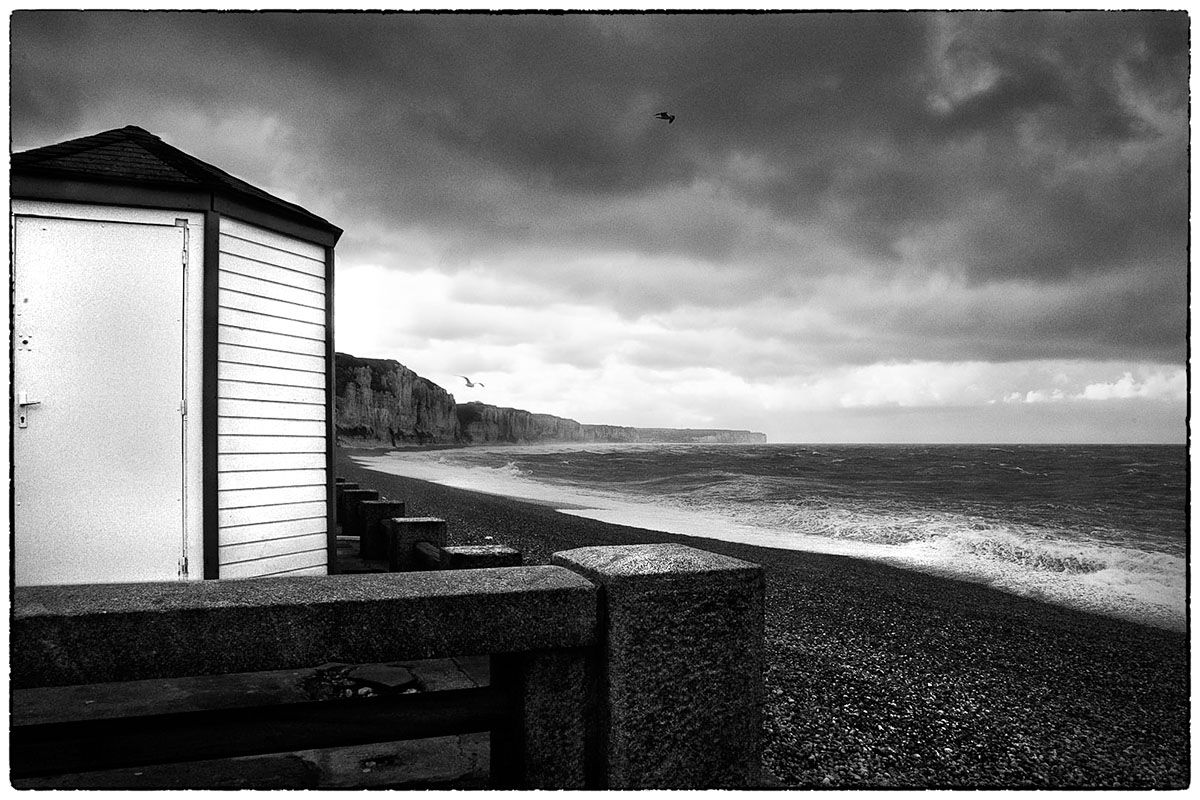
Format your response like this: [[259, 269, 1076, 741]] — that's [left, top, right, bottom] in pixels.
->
[[354, 444, 1185, 632]]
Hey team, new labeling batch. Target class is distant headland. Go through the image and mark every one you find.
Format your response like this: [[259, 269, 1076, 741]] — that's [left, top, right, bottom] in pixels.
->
[[335, 352, 767, 447]]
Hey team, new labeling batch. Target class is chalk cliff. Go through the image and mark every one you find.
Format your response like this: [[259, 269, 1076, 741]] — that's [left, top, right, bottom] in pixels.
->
[[335, 353, 460, 445], [335, 352, 766, 446], [455, 402, 587, 444], [584, 426, 769, 444]]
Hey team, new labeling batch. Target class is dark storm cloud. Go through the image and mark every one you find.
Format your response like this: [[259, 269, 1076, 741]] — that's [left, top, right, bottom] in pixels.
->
[[931, 61, 1070, 137], [876, 273, 1186, 365], [10, 10, 1188, 368]]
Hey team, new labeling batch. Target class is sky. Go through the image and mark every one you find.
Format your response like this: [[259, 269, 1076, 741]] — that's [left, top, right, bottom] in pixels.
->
[[10, 10, 1189, 443]]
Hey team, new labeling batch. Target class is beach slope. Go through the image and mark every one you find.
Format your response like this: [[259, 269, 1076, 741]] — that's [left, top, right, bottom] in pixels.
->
[[338, 450, 1188, 789]]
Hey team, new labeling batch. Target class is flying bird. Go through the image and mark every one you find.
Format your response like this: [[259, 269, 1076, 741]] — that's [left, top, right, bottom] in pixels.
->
[[654, 111, 676, 124], [457, 375, 485, 388]]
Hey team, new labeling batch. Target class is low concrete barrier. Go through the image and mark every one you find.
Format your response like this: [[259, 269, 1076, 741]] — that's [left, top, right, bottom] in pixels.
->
[[13, 569, 595, 687], [12, 543, 764, 789]]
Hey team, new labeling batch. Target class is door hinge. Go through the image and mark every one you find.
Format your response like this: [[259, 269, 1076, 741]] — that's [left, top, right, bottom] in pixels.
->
[[179, 556, 189, 578], [180, 398, 188, 417], [176, 218, 189, 268]]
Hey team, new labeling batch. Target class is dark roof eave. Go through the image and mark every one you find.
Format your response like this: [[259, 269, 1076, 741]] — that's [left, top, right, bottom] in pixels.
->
[[12, 166, 343, 242]]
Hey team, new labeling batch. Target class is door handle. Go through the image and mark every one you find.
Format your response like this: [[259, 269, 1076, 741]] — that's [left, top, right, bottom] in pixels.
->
[[17, 392, 40, 428]]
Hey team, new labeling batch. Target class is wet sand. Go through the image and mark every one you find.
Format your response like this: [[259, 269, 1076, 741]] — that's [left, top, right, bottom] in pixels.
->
[[337, 448, 1189, 788]]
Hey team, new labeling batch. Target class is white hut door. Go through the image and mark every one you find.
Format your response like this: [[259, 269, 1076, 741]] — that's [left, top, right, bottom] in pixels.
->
[[13, 215, 187, 586]]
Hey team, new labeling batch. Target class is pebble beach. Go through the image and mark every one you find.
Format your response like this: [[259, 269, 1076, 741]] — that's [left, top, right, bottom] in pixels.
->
[[337, 449, 1189, 789]]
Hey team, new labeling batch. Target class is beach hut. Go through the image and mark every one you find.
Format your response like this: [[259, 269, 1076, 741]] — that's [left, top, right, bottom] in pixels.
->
[[12, 125, 342, 585]]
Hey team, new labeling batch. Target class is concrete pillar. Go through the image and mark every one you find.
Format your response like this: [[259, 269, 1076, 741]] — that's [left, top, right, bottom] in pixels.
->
[[383, 517, 448, 572], [490, 649, 596, 789], [355, 500, 406, 559], [334, 482, 361, 522], [338, 488, 378, 536], [552, 543, 764, 789]]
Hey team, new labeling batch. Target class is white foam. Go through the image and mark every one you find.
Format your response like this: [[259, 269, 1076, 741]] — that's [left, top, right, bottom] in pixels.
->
[[353, 448, 1186, 632], [353, 448, 618, 509]]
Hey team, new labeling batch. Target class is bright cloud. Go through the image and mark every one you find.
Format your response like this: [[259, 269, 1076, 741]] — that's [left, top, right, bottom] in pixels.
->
[[1078, 369, 1187, 401]]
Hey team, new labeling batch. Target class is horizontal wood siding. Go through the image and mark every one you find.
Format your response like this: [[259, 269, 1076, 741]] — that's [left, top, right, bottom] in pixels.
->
[[221, 252, 327, 292], [219, 343, 324, 373], [218, 468, 327, 491], [219, 485, 326, 508], [218, 435, 326, 454], [219, 325, 325, 355], [219, 418, 325, 437], [219, 289, 326, 325], [218, 218, 329, 578], [220, 532, 328, 564], [219, 549, 327, 580], [220, 452, 327, 472], [219, 516, 328, 546], [218, 362, 325, 388], [219, 270, 324, 309], [219, 306, 325, 340], [219, 381, 326, 405], [218, 399, 326, 421], [218, 501, 328, 528]]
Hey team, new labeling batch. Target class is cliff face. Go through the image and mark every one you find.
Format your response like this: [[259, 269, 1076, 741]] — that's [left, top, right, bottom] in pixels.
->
[[456, 402, 586, 444], [335, 353, 460, 445], [578, 424, 638, 443], [584, 426, 768, 444], [453, 404, 766, 445], [335, 352, 766, 446]]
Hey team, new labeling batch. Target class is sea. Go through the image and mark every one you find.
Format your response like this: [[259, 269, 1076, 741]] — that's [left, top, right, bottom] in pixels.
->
[[354, 443, 1187, 632]]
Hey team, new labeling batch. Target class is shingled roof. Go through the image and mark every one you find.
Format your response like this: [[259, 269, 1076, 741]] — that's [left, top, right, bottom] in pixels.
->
[[12, 125, 341, 236]]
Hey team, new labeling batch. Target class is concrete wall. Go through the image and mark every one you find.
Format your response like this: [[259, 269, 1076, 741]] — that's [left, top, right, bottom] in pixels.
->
[[12, 544, 764, 789]]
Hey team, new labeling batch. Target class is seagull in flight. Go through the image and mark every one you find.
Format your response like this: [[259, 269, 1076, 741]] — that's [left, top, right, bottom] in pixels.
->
[[654, 111, 676, 124], [457, 375, 485, 388]]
